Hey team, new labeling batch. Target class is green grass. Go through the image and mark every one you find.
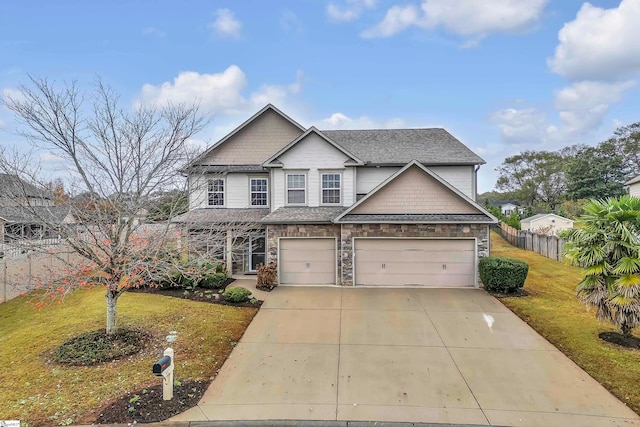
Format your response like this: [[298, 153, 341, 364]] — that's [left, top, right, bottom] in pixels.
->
[[0, 287, 258, 426], [491, 231, 640, 415]]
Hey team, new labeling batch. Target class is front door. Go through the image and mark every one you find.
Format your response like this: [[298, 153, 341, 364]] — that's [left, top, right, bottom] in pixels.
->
[[249, 235, 266, 272]]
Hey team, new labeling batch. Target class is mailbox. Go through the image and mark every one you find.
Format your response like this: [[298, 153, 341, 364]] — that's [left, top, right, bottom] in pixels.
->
[[153, 355, 172, 376], [152, 348, 174, 400]]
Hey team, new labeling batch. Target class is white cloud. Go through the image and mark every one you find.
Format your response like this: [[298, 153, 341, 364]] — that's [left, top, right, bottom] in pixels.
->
[[554, 80, 637, 135], [141, 27, 165, 37], [327, 0, 378, 22], [362, 0, 547, 40], [549, 0, 640, 81], [210, 9, 242, 39], [280, 10, 304, 33], [136, 66, 303, 114], [361, 5, 420, 38], [490, 107, 549, 144], [319, 112, 405, 129], [0, 118, 5, 129], [137, 66, 247, 113]]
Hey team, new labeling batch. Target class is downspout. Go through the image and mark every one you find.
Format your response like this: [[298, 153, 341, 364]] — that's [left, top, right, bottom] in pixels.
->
[[473, 165, 480, 202]]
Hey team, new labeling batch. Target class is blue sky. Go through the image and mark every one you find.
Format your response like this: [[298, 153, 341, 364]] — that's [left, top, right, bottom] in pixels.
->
[[1, 0, 639, 192]]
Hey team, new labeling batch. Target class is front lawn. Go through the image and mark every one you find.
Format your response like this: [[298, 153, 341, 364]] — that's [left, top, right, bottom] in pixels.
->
[[491, 231, 640, 415], [0, 286, 258, 426]]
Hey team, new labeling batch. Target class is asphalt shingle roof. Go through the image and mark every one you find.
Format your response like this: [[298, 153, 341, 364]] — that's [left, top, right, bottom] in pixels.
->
[[171, 208, 269, 224], [261, 207, 347, 223], [321, 128, 485, 165], [337, 213, 496, 224], [0, 206, 72, 223], [0, 174, 53, 200]]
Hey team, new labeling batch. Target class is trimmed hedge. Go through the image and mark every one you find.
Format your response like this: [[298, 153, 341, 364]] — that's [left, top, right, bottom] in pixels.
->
[[479, 256, 529, 293]]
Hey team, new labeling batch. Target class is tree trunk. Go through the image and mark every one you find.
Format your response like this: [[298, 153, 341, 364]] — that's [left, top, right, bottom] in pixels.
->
[[106, 291, 118, 335], [620, 322, 632, 339]]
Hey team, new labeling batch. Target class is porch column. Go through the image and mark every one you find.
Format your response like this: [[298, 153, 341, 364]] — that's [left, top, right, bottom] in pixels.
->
[[225, 229, 233, 275]]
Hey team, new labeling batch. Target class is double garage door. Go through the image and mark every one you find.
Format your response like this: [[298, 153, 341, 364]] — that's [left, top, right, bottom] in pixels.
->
[[279, 237, 476, 287], [354, 239, 476, 287]]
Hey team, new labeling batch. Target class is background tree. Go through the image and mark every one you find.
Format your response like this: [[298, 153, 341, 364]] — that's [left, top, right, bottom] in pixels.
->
[[563, 196, 640, 338], [611, 122, 640, 179], [1, 76, 207, 334], [495, 150, 566, 209], [565, 141, 627, 200]]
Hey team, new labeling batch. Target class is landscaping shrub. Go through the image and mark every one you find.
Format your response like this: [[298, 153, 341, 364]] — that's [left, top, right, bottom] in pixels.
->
[[478, 256, 529, 293], [154, 257, 227, 290], [53, 328, 150, 365], [256, 262, 277, 290], [223, 287, 252, 303], [199, 271, 229, 289]]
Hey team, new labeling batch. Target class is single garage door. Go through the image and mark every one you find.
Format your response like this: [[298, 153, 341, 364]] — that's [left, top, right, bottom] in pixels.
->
[[354, 239, 476, 287], [279, 238, 336, 285]]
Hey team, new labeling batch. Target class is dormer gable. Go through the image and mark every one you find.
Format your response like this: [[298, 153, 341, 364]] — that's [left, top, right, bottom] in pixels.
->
[[262, 127, 364, 168]]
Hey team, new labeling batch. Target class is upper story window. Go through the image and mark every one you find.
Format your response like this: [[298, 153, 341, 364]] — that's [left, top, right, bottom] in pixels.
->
[[286, 173, 306, 205], [321, 173, 341, 204], [208, 178, 224, 206], [250, 178, 268, 206]]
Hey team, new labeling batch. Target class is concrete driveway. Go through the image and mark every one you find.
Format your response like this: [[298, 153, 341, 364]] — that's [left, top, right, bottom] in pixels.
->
[[173, 287, 640, 426]]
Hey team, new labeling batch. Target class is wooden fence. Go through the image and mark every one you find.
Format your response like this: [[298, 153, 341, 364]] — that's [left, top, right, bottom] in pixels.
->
[[497, 223, 566, 261]]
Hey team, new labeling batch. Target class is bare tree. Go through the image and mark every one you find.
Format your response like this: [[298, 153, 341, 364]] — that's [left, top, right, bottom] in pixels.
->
[[0, 76, 208, 334]]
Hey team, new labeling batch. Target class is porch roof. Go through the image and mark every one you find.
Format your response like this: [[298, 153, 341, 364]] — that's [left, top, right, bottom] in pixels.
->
[[170, 208, 269, 224], [261, 207, 347, 224]]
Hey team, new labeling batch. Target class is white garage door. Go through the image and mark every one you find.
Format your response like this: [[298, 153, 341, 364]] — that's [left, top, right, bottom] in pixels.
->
[[354, 239, 476, 287], [279, 238, 336, 285]]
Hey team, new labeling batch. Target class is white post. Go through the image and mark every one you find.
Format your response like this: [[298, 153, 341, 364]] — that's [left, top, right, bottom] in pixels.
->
[[163, 347, 174, 401]]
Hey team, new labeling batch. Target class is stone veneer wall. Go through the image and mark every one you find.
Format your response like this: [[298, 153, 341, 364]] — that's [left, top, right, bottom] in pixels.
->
[[267, 223, 489, 286], [340, 223, 489, 286], [266, 224, 342, 283]]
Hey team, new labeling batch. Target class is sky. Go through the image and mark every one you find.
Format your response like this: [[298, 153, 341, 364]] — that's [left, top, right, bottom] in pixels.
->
[[1, 0, 639, 193]]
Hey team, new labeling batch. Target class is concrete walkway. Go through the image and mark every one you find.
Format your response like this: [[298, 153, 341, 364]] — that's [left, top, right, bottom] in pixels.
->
[[172, 287, 640, 426]]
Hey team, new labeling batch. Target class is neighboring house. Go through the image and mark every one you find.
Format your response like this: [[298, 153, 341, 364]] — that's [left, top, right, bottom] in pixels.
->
[[627, 175, 640, 198], [173, 104, 497, 287], [0, 174, 72, 242], [521, 213, 574, 235], [491, 201, 524, 216]]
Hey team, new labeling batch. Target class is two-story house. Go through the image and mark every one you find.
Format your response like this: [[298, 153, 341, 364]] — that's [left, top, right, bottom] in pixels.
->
[[173, 104, 497, 287]]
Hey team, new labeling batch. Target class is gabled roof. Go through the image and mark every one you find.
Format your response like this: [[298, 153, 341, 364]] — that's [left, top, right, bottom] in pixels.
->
[[490, 200, 521, 207], [626, 175, 640, 186], [0, 174, 53, 200], [521, 213, 573, 223], [334, 160, 497, 224], [262, 127, 364, 167], [322, 128, 485, 165], [186, 104, 306, 168]]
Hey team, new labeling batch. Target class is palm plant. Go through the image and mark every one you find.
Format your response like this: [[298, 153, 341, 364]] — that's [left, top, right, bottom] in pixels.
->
[[563, 196, 640, 338]]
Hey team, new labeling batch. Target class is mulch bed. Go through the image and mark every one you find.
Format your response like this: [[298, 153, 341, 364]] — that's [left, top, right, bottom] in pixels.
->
[[95, 380, 208, 424], [488, 288, 530, 298], [599, 332, 640, 349], [130, 280, 262, 308]]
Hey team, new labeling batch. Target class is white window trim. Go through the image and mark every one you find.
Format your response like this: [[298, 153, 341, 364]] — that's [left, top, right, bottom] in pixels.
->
[[207, 177, 225, 207], [249, 176, 269, 208], [285, 172, 307, 206], [320, 171, 342, 205]]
